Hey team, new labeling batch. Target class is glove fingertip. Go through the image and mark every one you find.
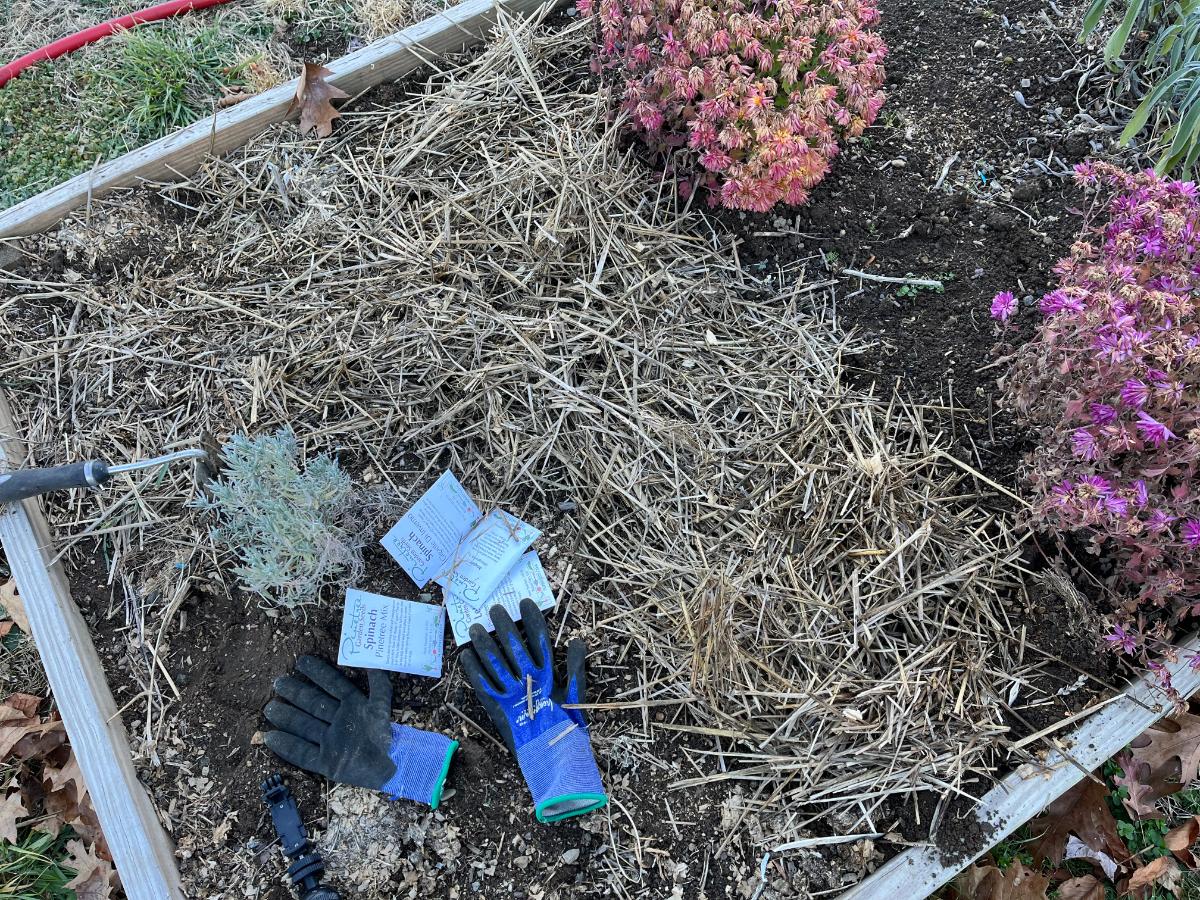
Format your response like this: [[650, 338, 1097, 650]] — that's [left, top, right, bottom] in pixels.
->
[[566, 638, 587, 701], [460, 646, 491, 693]]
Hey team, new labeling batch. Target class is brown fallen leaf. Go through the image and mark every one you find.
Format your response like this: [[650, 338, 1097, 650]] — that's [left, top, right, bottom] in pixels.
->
[[1029, 777, 1131, 869], [46, 751, 84, 794], [952, 861, 1050, 899], [11, 722, 66, 761], [290, 63, 349, 138], [0, 694, 52, 759], [64, 838, 115, 900], [1055, 875, 1104, 900], [1166, 814, 1200, 869], [0, 790, 26, 843], [3, 694, 40, 720], [1114, 751, 1161, 821], [0, 579, 29, 634], [1126, 855, 1182, 899], [1128, 712, 1200, 804]]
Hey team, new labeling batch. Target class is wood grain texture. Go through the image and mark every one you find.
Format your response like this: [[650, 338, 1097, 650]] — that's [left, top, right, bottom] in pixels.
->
[[0, 392, 183, 899], [0, 0, 552, 240], [838, 633, 1200, 900]]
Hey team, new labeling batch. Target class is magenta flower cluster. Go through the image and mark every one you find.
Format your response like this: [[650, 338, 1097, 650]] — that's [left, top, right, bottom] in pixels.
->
[[579, 0, 887, 211], [1000, 163, 1200, 621]]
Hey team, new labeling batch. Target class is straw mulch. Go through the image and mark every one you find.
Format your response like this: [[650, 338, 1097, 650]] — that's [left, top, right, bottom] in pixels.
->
[[0, 13, 1040, 861]]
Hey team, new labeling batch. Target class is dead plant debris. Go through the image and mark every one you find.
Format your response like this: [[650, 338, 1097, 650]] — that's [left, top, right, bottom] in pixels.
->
[[0, 13, 1075, 899]]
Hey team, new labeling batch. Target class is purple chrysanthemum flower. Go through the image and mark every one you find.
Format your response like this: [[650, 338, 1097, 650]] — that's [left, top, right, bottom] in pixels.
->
[[1105, 495, 1129, 518], [1148, 509, 1176, 535], [1052, 480, 1074, 505], [1077, 474, 1111, 495], [1183, 519, 1200, 549], [1090, 403, 1117, 425], [1134, 480, 1149, 507], [1071, 428, 1098, 460], [1121, 378, 1151, 407], [1136, 411, 1175, 447], [1105, 626, 1138, 654], [1141, 230, 1166, 256], [1039, 290, 1067, 314], [990, 291, 1017, 321]]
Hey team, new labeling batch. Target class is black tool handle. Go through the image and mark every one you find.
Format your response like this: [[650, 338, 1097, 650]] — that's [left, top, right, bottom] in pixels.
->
[[0, 460, 110, 505]]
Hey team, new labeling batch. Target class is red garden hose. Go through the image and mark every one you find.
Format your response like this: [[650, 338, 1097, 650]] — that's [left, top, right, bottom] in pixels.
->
[[0, 0, 233, 88]]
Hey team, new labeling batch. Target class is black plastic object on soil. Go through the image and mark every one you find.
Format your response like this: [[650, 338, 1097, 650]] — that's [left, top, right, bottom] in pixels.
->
[[261, 774, 341, 900]]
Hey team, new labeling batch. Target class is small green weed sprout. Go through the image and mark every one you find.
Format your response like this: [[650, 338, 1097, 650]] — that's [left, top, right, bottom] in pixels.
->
[[895, 272, 952, 299], [194, 428, 369, 608]]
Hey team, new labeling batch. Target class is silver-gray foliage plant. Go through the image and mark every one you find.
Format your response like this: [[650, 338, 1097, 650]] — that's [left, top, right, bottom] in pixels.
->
[[194, 427, 367, 608]]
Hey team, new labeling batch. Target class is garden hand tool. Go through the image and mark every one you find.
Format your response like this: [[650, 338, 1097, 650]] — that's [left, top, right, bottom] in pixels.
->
[[0, 448, 208, 505], [261, 774, 341, 900], [461, 598, 607, 823], [264, 655, 458, 807]]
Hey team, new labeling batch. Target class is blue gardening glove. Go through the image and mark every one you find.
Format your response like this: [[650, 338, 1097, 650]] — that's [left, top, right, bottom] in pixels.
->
[[461, 598, 607, 823], [264, 655, 457, 808]]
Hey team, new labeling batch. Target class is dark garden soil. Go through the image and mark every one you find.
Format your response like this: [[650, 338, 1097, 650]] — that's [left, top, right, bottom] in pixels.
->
[[727, 0, 1129, 737], [9, 0, 1148, 896]]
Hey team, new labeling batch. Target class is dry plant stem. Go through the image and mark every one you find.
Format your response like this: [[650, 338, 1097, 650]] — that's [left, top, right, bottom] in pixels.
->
[[0, 14, 1048, 857], [841, 268, 944, 289]]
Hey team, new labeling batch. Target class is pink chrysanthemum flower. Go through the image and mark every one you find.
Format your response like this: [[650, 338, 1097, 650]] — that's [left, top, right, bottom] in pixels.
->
[[587, 0, 887, 211], [990, 291, 1017, 321]]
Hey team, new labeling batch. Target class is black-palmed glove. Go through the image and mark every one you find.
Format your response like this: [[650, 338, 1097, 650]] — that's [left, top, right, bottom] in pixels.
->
[[264, 655, 457, 807], [461, 599, 607, 823]]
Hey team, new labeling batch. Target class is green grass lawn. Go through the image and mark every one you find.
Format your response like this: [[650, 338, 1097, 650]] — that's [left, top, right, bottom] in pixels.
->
[[0, 831, 79, 900], [0, 0, 435, 210]]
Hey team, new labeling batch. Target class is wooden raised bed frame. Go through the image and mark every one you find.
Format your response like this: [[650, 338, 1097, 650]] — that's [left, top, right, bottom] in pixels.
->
[[0, 3, 1196, 896]]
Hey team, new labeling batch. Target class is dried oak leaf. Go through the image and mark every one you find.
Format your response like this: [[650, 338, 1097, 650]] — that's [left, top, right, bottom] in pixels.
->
[[3, 694, 40, 720], [952, 861, 1050, 899], [1126, 855, 1182, 899], [1055, 875, 1104, 900], [64, 838, 115, 900], [1166, 814, 1200, 869], [46, 751, 85, 794], [1128, 712, 1200, 803], [0, 579, 29, 634], [12, 722, 65, 761], [0, 694, 50, 760], [0, 790, 26, 843], [290, 63, 349, 138], [1114, 752, 1161, 821], [1029, 777, 1131, 869]]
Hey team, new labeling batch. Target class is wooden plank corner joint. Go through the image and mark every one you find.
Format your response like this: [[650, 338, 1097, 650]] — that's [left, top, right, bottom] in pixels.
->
[[838, 632, 1200, 900]]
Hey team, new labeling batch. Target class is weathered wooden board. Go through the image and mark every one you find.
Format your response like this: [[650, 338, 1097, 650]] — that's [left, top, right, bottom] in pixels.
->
[[0, 0, 552, 240], [838, 633, 1200, 899], [0, 391, 184, 899]]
